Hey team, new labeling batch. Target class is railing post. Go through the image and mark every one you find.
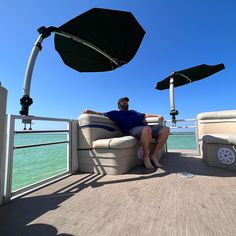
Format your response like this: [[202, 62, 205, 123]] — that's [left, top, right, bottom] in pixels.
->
[[0, 83, 7, 205], [4, 115, 15, 202]]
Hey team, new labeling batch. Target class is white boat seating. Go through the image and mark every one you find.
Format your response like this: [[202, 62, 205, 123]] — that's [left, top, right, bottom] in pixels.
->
[[196, 110, 236, 171], [77, 114, 165, 174]]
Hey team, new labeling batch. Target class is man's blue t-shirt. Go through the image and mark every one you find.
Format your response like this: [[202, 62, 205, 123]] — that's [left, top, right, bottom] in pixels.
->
[[104, 110, 147, 134]]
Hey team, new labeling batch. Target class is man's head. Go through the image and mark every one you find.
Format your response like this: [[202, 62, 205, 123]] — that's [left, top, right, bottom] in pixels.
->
[[118, 97, 129, 110]]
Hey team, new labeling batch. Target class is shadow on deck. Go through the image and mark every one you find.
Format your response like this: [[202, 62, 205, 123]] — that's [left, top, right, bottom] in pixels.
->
[[1, 151, 236, 236]]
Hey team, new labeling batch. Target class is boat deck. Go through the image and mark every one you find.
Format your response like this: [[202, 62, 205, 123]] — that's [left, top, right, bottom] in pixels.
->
[[1, 150, 236, 236]]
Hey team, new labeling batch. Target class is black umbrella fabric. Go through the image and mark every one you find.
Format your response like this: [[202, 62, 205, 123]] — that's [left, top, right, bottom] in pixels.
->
[[54, 8, 145, 72], [156, 63, 225, 90]]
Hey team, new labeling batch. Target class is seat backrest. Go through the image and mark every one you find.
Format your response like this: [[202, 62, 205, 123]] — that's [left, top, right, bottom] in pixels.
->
[[78, 114, 123, 149], [196, 110, 236, 139]]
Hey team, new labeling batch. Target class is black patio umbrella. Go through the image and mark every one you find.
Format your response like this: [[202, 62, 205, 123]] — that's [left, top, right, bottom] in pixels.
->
[[155, 63, 225, 123], [54, 8, 145, 72], [20, 8, 145, 119], [156, 63, 225, 90]]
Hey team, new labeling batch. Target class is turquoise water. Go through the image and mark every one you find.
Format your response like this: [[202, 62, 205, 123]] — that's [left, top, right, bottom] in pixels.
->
[[12, 132, 197, 191], [167, 133, 197, 150], [13, 134, 68, 191]]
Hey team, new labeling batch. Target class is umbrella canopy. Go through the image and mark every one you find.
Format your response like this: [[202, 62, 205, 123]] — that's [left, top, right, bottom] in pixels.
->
[[156, 63, 225, 90], [54, 8, 145, 72]]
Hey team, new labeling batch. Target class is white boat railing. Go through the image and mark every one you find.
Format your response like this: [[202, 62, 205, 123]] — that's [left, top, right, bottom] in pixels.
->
[[165, 118, 196, 128], [165, 118, 196, 130], [2, 115, 78, 204], [0, 83, 8, 205], [165, 118, 198, 151]]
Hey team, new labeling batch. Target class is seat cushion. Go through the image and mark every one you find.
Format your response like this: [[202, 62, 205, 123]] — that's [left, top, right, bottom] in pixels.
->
[[202, 134, 236, 146], [93, 136, 137, 149]]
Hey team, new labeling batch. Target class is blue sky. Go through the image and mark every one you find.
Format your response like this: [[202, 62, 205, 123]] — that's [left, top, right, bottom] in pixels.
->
[[1, 0, 235, 125]]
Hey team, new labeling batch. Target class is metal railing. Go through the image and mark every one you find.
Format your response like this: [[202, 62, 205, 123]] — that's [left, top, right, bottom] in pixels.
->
[[166, 118, 196, 128], [165, 118, 198, 151], [4, 115, 73, 202]]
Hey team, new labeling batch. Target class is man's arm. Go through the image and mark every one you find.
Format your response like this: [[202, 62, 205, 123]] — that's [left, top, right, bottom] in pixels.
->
[[83, 109, 104, 116], [145, 113, 164, 120]]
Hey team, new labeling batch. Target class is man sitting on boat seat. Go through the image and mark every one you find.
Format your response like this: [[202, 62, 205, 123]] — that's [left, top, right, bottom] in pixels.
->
[[83, 97, 170, 169]]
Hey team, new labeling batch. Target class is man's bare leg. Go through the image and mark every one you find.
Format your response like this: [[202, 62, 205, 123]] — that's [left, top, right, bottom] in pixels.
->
[[140, 126, 154, 169], [150, 127, 170, 167]]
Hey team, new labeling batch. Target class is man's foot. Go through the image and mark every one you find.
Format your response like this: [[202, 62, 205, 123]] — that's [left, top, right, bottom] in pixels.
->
[[150, 156, 163, 168], [143, 158, 154, 169]]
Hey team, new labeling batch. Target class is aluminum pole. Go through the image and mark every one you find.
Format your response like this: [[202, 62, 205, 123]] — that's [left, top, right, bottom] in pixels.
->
[[23, 35, 44, 96]]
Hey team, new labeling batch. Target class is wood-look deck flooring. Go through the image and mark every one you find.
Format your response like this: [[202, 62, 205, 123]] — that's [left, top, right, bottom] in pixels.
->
[[1, 151, 236, 236]]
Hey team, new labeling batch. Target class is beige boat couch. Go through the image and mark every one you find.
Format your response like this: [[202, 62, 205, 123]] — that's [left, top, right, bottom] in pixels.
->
[[196, 110, 236, 171], [77, 114, 165, 174]]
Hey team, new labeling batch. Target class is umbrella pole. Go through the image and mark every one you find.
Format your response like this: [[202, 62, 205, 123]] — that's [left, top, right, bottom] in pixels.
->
[[19, 26, 54, 118], [19, 26, 55, 130], [169, 77, 178, 125], [19, 35, 44, 116]]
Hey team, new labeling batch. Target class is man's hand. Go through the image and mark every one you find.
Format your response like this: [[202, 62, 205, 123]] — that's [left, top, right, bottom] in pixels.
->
[[83, 109, 91, 114], [82, 110, 103, 116]]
